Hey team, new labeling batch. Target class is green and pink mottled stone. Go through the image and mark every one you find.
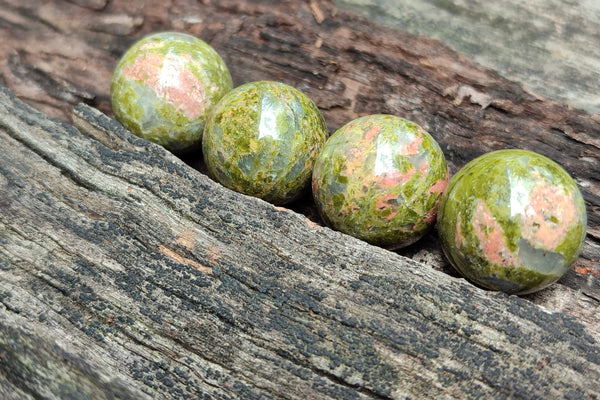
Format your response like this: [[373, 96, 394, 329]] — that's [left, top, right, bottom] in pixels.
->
[[312, 114, 448, 249], [202, 81, 328, 205], [111, 31, 233, 152], [437, 149, 587, 294]]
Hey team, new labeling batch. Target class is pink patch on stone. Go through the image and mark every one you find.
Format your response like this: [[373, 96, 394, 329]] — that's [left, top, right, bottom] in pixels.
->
[[123, 52, 206, 119], [344, 147, 368, 177], [362, 124, 381, 144], [472, 200, 519, 266], [123, 52, 163, 83], [376, 167, 415, 188], [520, 181, 578, 250], [399, 135, 423, 155], [429, 177, 448, 194]]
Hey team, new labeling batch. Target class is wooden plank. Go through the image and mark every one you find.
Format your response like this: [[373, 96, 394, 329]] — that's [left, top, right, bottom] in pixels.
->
[[1, 82, 600, 399]]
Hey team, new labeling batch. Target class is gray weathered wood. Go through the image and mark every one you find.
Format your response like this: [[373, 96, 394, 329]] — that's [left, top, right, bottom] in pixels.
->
[[1, 82, 600, 399], [335, 0, 600, 115]]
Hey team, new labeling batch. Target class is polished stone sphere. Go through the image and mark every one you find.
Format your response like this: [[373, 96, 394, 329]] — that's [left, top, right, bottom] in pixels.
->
[[202, 81, 328, 205], [312, 114, 448, 249], [111, 31, 233, 152], [437, 149, 587, 295]]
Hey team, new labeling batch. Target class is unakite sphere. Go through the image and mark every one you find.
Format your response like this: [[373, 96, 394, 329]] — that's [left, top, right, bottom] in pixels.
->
[[202, 81, 328, 205], [312, 114, 448, 249], [111, 31, 233, 152], [437, 149, 587, 295]]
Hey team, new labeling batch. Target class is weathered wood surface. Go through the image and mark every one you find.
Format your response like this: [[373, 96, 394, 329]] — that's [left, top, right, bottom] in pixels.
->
[[1, 81, 600, 399], [2, 0, 598, 327], [0, 0, 599, 397], [336, 0, 600, 115]]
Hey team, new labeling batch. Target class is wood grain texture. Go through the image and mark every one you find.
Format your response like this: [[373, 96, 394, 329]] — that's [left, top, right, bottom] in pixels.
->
[[1, 82, 600, 399], [335, 0, 600, 115]]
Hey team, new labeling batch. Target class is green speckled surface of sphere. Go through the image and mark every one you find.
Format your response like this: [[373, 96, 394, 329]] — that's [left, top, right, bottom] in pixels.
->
[[437, 149, 587, 295], [202, 81, 328, 205], [111, 31, 233, 152], [312, 114, 448, 249]]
